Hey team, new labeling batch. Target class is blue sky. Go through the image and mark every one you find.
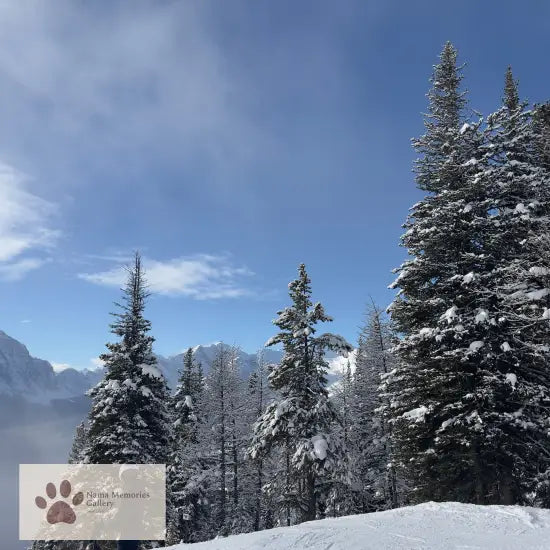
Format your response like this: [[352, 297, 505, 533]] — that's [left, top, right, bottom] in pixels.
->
[[0, 0, 548, 370]]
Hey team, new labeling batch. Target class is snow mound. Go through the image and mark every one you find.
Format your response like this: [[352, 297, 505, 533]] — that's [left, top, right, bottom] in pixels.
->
[[166, 502, 550, 549]]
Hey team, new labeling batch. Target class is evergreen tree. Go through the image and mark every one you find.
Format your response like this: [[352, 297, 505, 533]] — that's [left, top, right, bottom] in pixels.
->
[[68, 421, 89, 464], [328, 358, 356, 516], [388, 50, 550, 506], [533, 101, 550, 170], [201, 344, 244, 537], [166, 347, 209, 544], [83, 252, 170, 466], [352, 305, 398, 511], [249, 264, 352, 523], [247, 351, 275, 531], [470, 69, 550, 503], [386, 42, 492, 503]]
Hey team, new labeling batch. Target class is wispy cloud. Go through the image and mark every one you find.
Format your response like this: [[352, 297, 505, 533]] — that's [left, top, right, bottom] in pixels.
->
[[78, 254, 254, 300], [0, 164, 59, 280], [0, 2, 265, 177], [90, 357, 105, 370]]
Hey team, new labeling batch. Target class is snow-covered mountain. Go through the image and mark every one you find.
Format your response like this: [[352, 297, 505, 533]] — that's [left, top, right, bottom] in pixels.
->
[[0, 330, 102, 403], [165, 501, 550, 550], [156, 343, 285, 391], [0, 330, 355, 405]]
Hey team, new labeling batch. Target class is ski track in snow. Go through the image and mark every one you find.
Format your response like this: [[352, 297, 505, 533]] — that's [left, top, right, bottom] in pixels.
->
[[167, 502, 550, 549]]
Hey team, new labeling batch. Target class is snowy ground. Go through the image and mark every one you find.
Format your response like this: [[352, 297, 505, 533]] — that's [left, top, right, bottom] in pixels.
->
[[167, 501, 550, 549]]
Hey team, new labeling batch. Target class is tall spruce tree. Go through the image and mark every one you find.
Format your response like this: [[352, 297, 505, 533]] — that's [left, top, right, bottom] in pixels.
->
[[247, 352, 273, 531], [201, 344, 244, 537], [83, 252, 170, 465], [166, 347, 209, 544], [469, 69, 550, 503], [352, 305, 398, 511], [327, 358, 356, 516], [68, 421, 89, 464], [249, 264, 352, 523], [385, 43, 493, 503]]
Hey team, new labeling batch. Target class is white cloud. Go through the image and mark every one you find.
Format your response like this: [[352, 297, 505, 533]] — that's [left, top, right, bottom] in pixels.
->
[[79, 254, 254, 300], [51, 362, 71, 373], [20, 319, 31, 324], [0, 165, 58, 280], [90, 357, 105, 370], [0, 258, 48, 281]]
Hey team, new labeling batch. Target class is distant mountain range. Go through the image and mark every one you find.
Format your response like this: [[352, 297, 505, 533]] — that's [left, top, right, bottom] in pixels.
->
[[0, 331, 286, 403], [0, 330, 353, 404]]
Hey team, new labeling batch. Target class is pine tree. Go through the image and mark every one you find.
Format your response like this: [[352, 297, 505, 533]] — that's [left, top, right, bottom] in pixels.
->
[[83, 252, 170, 465], [247, 351, 274, 531], [249, 264, 352, 523], [352, 305, 398, 511], [200, 344, 245, 537], [68, 421, 89, 464], [470, 69, 550, 503], [386, 42, 493, 503], [166, 347, 209, 544], [533, 101, 550, 170], [328, 358, 356, 516]]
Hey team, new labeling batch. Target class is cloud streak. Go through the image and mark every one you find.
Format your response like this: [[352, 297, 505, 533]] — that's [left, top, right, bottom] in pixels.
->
[[0, 163, 59, 280], [79, 254, 254, 300]]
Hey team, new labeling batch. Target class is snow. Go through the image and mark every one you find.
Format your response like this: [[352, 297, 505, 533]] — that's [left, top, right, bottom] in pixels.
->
[[311, 435, 328, 460], [530, 266, 550, 276], [527, 289, 550, 301], [459, 122, 472, 134], [475, 309, 489, 324], [165, 502, 550, 550], [141, 364, 163, 379], [543, 308, 550, 320], [506, 373, 518, 389], [462, 271, 475, 284], [402, 405, 428, 423], [469, 341, 484, 352], [441, 305, 458, 324], [419, 327, 434, 338], [501, 342, 512, 352], [514, 203, 528, 214]]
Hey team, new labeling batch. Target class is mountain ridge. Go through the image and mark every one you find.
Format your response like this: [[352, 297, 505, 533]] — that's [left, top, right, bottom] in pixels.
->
[[0, 330, 352, 404]]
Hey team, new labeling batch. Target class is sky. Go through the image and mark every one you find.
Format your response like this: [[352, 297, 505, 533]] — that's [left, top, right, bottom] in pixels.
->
[[0, 0, 549, 370]]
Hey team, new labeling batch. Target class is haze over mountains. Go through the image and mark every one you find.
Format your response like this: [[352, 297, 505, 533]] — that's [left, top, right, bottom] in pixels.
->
[[0, 331, 280, 549], [0, 330, 352, 549]]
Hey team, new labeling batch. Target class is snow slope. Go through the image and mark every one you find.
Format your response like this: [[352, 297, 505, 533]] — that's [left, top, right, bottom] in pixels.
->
[[167, 502, 550, 550]]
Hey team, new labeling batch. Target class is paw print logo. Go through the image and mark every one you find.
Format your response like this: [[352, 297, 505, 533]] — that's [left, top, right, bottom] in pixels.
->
[[35, 480, 84, 524]]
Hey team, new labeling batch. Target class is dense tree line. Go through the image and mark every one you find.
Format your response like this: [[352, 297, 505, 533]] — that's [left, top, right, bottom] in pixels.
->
[[32, 42, 550, 549]]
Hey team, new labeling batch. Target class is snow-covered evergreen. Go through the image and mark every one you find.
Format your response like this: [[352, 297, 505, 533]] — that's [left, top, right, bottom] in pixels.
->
[[351, 305, 399, 511], [387, 46, 550, 507], [386, 42, 493, 503], [249, 264, 352, 524], [83, 252, 171, 465], [68, 421, 89, 464], [167, 348, 209, 544]]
